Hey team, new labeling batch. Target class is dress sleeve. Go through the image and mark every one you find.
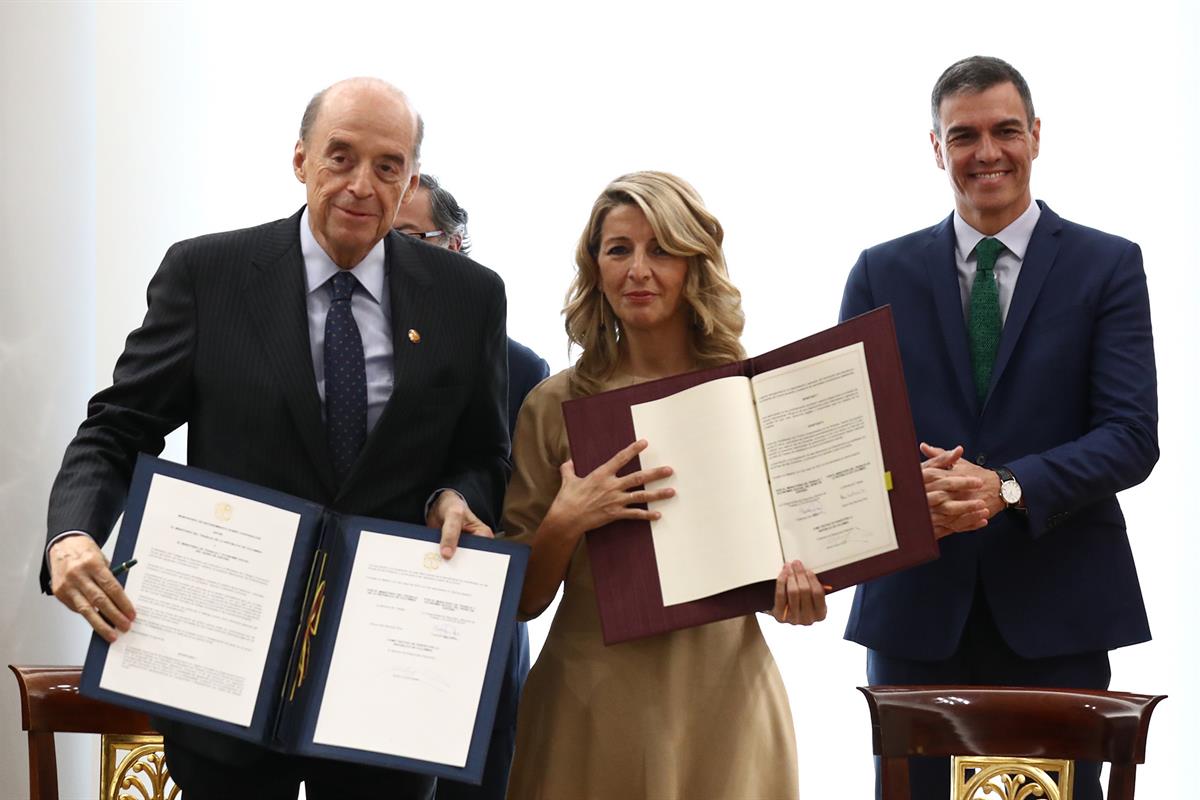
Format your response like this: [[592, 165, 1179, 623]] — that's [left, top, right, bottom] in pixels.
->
[[501, 371, 572, 545]]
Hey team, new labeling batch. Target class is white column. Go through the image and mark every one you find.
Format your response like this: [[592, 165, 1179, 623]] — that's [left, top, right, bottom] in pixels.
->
[[0, 4, 100, 797]]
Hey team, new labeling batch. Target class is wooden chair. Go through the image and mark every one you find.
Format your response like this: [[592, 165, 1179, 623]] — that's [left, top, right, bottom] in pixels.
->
[[859, 685, 1165, 800], [9, 664, 180, 800]]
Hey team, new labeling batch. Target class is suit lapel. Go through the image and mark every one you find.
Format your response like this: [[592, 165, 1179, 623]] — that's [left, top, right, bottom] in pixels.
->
[[984, 201, 1062, 408], [337, 232, 434, 497], [924, 213, 979, 415], [246, 210, 338, 497]]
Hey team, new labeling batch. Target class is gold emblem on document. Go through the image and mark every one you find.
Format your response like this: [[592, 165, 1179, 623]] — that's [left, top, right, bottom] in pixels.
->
[[423, 551, 441, 571], [214, 502, 233, 522], [408, 328, 422, 344]]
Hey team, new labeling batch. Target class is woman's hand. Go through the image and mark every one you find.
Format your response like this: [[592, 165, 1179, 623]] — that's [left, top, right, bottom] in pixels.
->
[[520, 439, 675, 618], [543, 439, 675, 538], [770, 560, 827, 626]]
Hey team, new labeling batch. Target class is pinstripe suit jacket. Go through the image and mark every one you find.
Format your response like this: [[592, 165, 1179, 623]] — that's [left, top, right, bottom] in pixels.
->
[[43, 207, 511, 612], [43, 209, 511, 763]]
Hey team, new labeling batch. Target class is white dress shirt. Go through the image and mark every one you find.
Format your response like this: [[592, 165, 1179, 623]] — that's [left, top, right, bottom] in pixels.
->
[[953, 199, 1041, 325]]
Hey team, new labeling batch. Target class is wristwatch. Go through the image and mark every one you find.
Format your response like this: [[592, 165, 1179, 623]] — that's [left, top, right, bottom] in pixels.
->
[[994, 466, 1023, 508]]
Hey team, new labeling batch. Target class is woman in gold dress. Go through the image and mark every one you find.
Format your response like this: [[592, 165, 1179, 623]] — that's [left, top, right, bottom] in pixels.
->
[[504, 171, 826, 800]]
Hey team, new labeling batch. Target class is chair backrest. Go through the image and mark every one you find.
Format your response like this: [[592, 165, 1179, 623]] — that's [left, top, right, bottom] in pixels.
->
[[8, 664, 175, 800], [858, 685, 1165, 800]]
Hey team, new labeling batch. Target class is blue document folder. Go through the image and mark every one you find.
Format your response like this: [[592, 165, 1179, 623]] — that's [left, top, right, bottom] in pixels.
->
[[81, 454, 529, 784]]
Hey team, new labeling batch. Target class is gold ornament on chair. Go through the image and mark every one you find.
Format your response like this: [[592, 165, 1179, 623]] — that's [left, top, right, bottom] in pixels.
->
[[954, 756, 1074, 800], [102, 734, 181, 800]]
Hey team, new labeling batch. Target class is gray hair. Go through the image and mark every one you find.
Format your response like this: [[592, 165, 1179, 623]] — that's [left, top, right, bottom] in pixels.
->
[[299, 79, 425, 161], [931, 56, 1035, 134], [419, 174, 471, 255]]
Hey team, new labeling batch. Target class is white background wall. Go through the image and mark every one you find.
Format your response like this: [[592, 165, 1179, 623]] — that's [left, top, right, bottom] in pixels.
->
[[1, 5, 101, 797], [2, 1, 1196, 797]]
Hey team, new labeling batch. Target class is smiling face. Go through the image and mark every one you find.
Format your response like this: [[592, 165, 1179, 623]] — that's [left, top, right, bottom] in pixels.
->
[[597, 203, 690, 337], [932, 81, 1040, 234], [293, 81, 420, 267]]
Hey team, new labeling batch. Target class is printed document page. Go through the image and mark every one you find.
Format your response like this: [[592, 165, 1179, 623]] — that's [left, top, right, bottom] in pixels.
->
[[751, 342, 897, 572], [312, 533, 509, 767], [99, 474, 299, 726], [631, 376, 783, 606]]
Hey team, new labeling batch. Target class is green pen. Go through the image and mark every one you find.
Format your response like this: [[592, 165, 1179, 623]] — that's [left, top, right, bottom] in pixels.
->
[[111, 558, 138, 577]]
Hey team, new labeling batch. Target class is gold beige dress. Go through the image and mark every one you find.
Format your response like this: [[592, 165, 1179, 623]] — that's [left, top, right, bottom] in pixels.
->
[[504, 369, 799, 800]]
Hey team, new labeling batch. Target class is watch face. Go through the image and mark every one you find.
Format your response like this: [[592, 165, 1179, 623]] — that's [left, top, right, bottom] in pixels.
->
[[1000, 480, 1022, 505]]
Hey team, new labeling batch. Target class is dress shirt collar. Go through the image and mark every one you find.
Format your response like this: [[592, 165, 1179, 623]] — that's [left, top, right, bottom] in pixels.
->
[[953, 199, 1042, 263], [300, 207, 387, 303]]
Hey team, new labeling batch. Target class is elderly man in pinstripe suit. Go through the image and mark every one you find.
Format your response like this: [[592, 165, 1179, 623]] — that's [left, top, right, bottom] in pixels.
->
[[42, 77, 510, 800]]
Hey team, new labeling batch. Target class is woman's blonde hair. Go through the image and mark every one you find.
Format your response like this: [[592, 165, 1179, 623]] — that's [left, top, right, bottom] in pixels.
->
[[564, 171, 746, 397]]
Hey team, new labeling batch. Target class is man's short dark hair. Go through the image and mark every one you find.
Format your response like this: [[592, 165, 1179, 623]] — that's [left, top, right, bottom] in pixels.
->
[[299, 84, 425, 161], [420, 174, 471, 255], [931, 56, 1035, 134]]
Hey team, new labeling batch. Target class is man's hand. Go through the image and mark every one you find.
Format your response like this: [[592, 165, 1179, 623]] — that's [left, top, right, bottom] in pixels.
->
[[920, 443, 1002, 539], [48, 535, 136, 643], [427, 492, 494, 560]]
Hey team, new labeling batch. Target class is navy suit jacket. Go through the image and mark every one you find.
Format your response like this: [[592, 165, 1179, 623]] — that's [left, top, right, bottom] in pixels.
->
[[840, 202, 1157, 661], [507, 338, 549, 436], [44, 209, 511, 762]]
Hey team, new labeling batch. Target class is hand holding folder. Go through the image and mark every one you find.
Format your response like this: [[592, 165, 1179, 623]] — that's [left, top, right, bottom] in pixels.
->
[[518, 438, 674, 617]]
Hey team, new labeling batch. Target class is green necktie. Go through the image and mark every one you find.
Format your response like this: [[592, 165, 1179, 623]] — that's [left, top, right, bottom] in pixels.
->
[[968, 237, 1004, 404]]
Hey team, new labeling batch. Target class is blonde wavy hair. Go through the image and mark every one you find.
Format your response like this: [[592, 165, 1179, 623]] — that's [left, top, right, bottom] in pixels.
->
[[564, 171, 747, 397]]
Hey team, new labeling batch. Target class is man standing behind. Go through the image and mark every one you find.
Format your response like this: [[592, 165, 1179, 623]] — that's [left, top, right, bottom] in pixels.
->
[[840, 56, 1157, 800], [393, 173, 549, 800], [44, 78, 510, 800]]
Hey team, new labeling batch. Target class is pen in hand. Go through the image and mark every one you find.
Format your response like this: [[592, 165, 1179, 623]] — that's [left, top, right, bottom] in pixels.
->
[[94, 559, 138, 632]]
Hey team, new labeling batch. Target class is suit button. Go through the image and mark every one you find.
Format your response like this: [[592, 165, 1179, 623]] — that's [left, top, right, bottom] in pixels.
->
[[975, 453, 987, 465]]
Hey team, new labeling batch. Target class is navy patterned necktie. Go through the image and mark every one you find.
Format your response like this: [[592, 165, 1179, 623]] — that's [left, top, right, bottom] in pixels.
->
[[968, 237, 1005, 404], [324, 271, 367, 481]]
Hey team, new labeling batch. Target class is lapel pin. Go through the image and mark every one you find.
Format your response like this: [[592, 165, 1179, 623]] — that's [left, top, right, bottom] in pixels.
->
[[408, 328, 422, 344]]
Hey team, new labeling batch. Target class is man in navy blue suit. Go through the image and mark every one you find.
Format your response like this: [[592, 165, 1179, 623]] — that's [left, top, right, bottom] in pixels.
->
[[840, 56, 1158, 800], [393, 174, 549, 800]]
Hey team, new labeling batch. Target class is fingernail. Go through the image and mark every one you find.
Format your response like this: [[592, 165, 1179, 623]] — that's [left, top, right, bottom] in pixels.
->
[[822, 584, 834, 592], [441, 546, 453, 559]]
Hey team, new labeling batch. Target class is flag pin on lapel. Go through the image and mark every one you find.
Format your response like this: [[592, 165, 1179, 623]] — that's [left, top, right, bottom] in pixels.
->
[[408, 328, 421, 344]]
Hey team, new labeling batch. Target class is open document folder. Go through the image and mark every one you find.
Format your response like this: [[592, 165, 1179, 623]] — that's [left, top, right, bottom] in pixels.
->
[[562, 306, 936, 645], [80, 455, 528, 784]]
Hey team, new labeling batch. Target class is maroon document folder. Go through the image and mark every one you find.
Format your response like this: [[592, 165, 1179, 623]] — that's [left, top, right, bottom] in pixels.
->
[[562, 306, 936, 645]]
